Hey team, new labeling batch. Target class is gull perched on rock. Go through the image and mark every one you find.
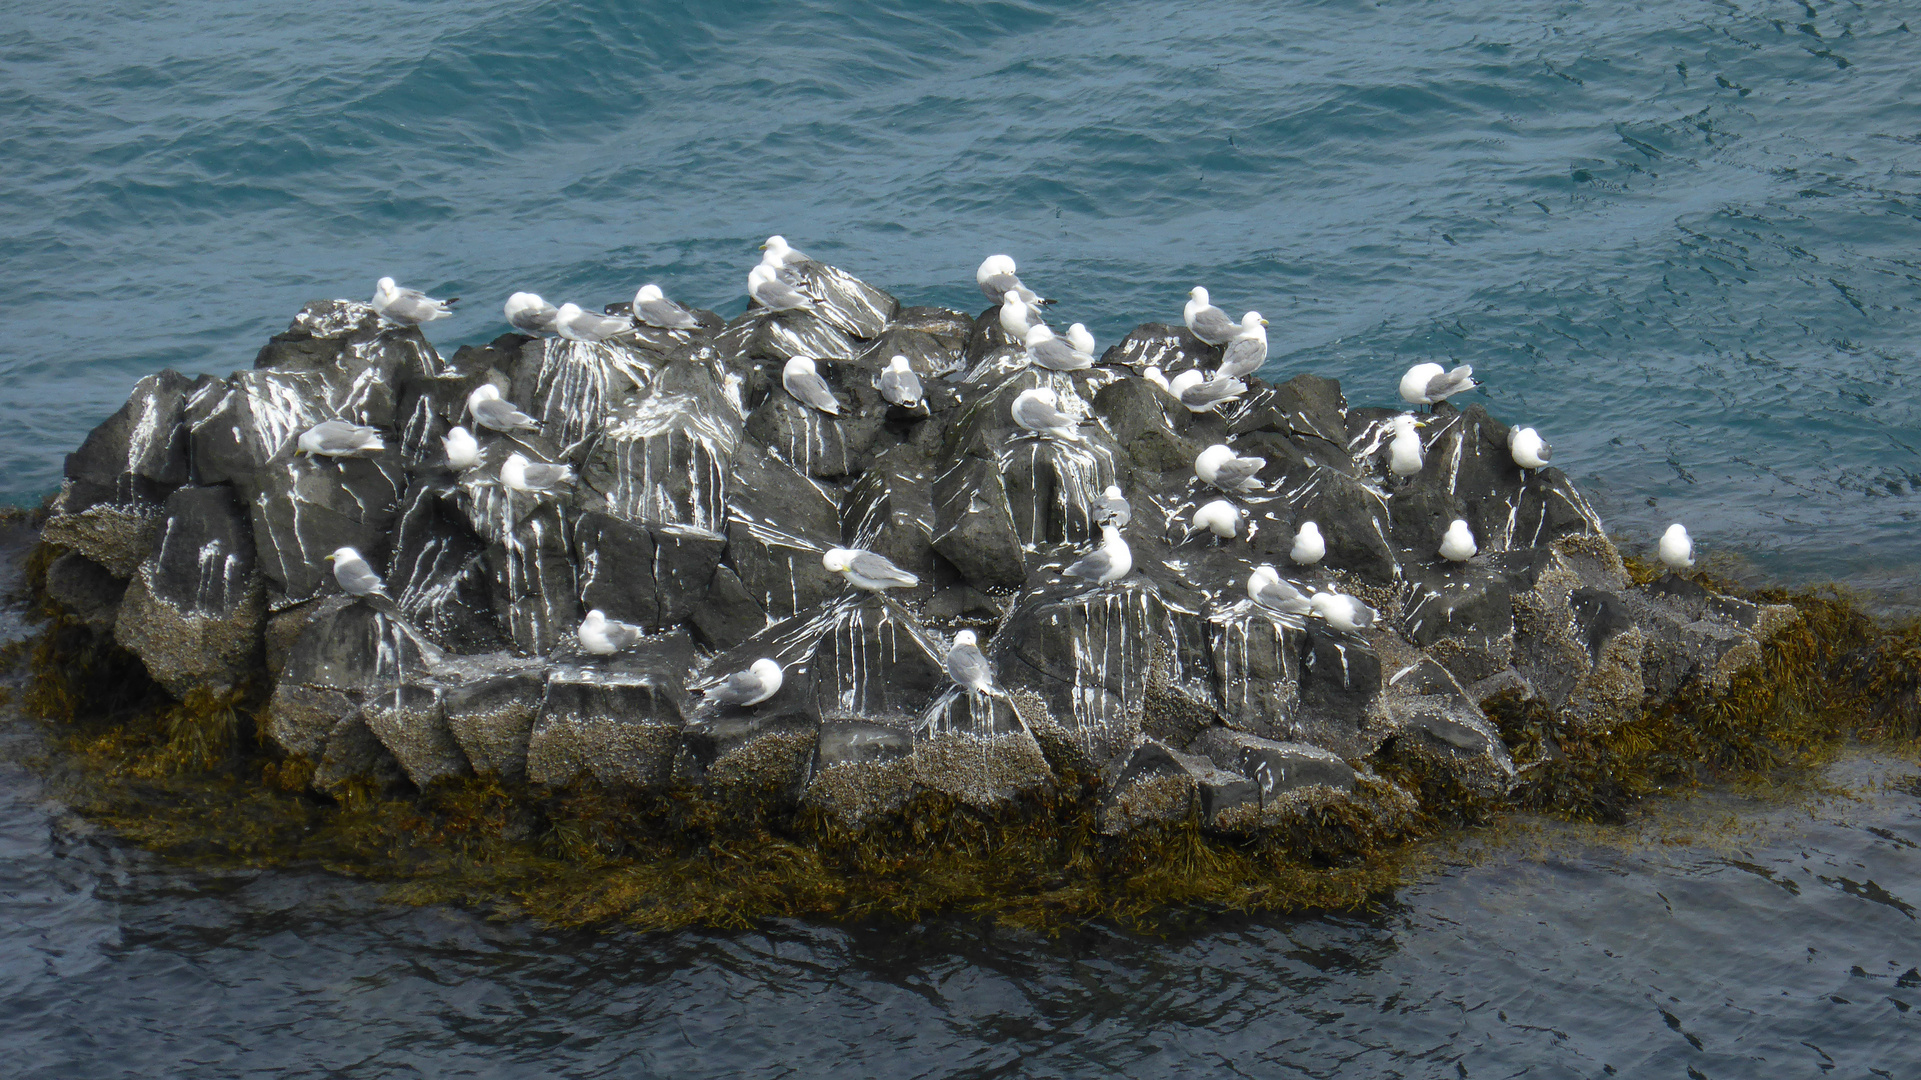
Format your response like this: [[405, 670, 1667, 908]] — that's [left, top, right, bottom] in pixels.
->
[[326, 546, 389, 599], [1310, 591, 1377, 632], [1195, 443, 1265, 494], [297, 420, 384, 457], [504, 292, 559, 335], [466, 384, 539, 434], [783, 356, 841, 415], [1096, 485, 1131, 527], [555, 302, 635, 343], [1183, 287, 1242, 346], [1399, 362, 1478, 407], [1440, 519, 1477, 562], [1291, 521, 1326, 566], [748, 264, 816, 311], [1064, 524, 1133, 584], [1011, 387, 1082, 441], [976, 255, 1047, 306], [1067, 323, 1096, 356], [999, 290, 1045, 342], [704, 658, 785, 707], [1143, 366, 1171, 394], [578, 609, 643, 655], [1193, 499, 1242, 539], [1024, 324, 1094, 371], [1509, 426, 1552, 470], [1659, 523, 1694, 570], [824, 547, 921, 592], [879, 356, 923, 408], [632, 283, 701, 330], [760, 235, 810, 270], [501, 452, 575, 495], [372, 277, 457, 325], [946, 630, 997, 698], [1216, 313, 1269, 379], [1247, 565, 1312, 615], [1389, 414, 1425, 478], [442, 425, 479, 470], [1168, 369, 1246, 413]]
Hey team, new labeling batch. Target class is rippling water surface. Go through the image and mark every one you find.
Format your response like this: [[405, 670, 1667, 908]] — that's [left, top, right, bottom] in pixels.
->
[[4, 1, 1921, 1073]]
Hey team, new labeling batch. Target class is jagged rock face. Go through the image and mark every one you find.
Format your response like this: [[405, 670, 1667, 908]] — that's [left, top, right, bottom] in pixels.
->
[[37, 266, 1798, 843]]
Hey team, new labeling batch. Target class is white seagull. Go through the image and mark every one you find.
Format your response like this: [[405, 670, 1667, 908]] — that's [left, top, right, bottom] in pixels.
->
[[823, 547, 921, 591], [760, 235, 810, 269], [1183, 286, 1242, 345], [632, 283, 701, 330], [1143, 366, 1171, 393], [1064, 524, 1134, 584], [999, 289, 1045, 342], [1509, 426, 1552, 470], [1011, 387, 1082, 441], [1216, 312, 1269, 380], [1388, 414, 1425, 478], [372, 277, 457, 325], [879, 356, 923, 408], [501, 452, 574, 495], [1096, 485, 1131, 527], [504, 292, 559, 335], [783, 356, 842, 415], [1168, 369, 1246, 413], [976, 254, 1046, 306], [1193, 499, 1242, 539], [1440, 519, 1477, 562], [443, 425, 479, 470], [296, 420, 384, 457], [466, 384, 539, 435], [1310, 591, 1377, 633], [326, 546, 389, 599], [1399, 362, 1479, 407], [1247, 565, 1312, 616], [748, 264, 817, 312], [578, 609, 644, 655], [1024, 323, 1094, 371], [705, 658, 785, 707], [1290, 521, 1326, 566], [1659, 523, 1694, 570], [1195, 443, 1265, 494], [1067, 323, 1097, 356], [555, 302, 635, 343], [946, 630, 997, 697]]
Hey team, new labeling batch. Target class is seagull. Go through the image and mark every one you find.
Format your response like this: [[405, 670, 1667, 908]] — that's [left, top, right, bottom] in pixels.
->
[[296, 420, 384, 457], [946, 630, 997, 697], [1183, 286, 1242, 346], [760, 235, 810, 269], [1067, 323, 1096, 356], [748, 264, 817, 312], [1193, 499, 1242, 539], [1509, 426, 1552, 470], [443, 425, 479, 470], [999, 289, 1044, 342], [1096, 485, 1131, 527], [1195, 443, 1265, 494], [326, 546, 389, 599], [1440, 519, 1477, 562], [1024, 323, 1094, 371], [1216, 313, 1269, 379], [555, 302, 635, 343], [704, 658, 785, 707], [1659, 523, 1694, 570], [1011, 387, 1082, 441], [632, 283, 701, 330], [1247, 565, 1312, 615], [501, 452, 575, 495], [1389, 414, 1425, 478], [783, 356, 841, 415], [976, 254, 1047, 306], [578, 609, 644, 655], [879, 355, 923, 408], [1310, 591, 1377, 632], [1398, 362, 1478, 407], [466, 384, 539, 435], [1169, 369, 1246, 413], [1064, 524, 1133, 584], [823, 547, 921, 591], [504, 292, 559, 335], [1290, 521, 1326, 566], [1143, 366, 1171, 393], [371, 277, 458, 326]]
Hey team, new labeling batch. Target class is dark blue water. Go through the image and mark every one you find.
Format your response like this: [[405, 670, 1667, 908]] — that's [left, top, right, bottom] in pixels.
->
[[4, 1, 1921, 1073]]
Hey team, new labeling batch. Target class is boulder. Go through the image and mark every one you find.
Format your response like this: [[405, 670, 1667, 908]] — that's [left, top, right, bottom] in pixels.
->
[[113, 485, 266, 696], [43, 553, 127, 633], [803, 719, 917, 825], [574, 356, 742, 533], [525, 638, 693, 789], [1101, 739, 1259, 832]]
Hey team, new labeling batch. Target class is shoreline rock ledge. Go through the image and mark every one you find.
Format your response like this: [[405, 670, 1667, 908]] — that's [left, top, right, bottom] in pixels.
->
[[37, 261, 1799, 855]]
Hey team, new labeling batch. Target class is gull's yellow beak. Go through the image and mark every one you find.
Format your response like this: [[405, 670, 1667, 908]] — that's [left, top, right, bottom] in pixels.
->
[[758, 242, 768, 251], [324, 553, 337, 561], [1259, 318, 1269, 326]]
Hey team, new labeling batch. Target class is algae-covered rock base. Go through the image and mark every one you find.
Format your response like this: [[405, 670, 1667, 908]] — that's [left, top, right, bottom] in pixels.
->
[[16, 254, 1921, 931]]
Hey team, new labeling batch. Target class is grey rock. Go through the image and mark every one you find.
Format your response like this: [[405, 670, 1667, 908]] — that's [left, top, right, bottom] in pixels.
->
[[1102, 739, 1259, 832], [43, 553, 126, 632], [61, 369, 203, 514], [362, 684, 473, 788], [443, 666, 547, 782], [388, 477, 501, 652], [1188, 727, 1358, 806], [931, 454, 1026, 592], [803, 719, 917, 826], [113, 485, 265, 695], [250, 447, 407, 603], [724, 440, 844, 620], [526, 639, 692, 789], [574, 355, 743, 533], [1097, 322, 1221, 376]]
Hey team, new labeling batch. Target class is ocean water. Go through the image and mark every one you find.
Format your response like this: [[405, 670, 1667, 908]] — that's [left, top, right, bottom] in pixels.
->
[[3, 1, 1920, 1073]]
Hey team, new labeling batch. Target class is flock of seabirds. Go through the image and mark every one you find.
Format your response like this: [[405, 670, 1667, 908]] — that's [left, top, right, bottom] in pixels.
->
[[302, 239, 1703, 711]]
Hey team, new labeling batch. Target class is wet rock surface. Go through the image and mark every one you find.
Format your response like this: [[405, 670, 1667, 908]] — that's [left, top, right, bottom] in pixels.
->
[[32, 272, 1802, 852]]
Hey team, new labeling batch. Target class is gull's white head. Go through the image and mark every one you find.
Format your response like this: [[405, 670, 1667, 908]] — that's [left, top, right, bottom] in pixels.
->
[[1002, 289, 1026, 308], [977, 254, 1016, 283], [375, 276, 397, 294], [327, 546, 360, 564], [1168, 369, 1207, 397], [1195, 500, 1241, 537], [1252, 564, 1281, 586], [583, 609, 607, 626], [555, 302, 583, 320], [822, 547, 854, 573], [1189, 286, 1210, 304], [1392, 413, 1422, 435], [1243, 311, 1267, 328], [1196, 444, 1235, 474], [749, 658, 783, 684], [784, 355, 818, 377], [1103, 484, 1123, 499], [886, 355, 911, 372], [748, 264, 774, 287], [467, 383, 502, 406], [1144, 366, 1169, 390], [954, 629, 978, 648], [636, 283, 664, 302], [1023, 323, 1056, 345]]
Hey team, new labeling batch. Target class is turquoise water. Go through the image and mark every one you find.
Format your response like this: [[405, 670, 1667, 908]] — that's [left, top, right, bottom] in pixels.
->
[[3, 2, 1921, 1074]]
